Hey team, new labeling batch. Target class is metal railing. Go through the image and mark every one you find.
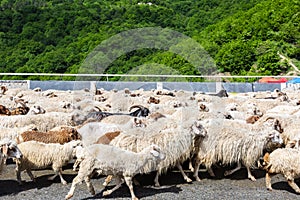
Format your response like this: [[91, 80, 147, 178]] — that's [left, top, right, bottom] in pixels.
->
[[0, 73, 299, 80]]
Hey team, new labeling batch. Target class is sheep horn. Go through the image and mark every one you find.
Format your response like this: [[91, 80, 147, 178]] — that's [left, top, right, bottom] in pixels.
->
[[263, 116, 276, 122], [129, 105, 145, 112], [93, 106, 102, 112]]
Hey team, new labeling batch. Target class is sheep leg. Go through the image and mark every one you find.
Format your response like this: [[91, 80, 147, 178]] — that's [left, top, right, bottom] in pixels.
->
[[193, 159, 201, 182], [266, 172, 273, 191], [189, 160, 194, 172], [103, 176, 123, 196], [84, 175, 95, 195], [26, 169, 36, 182], [16, 168, 23, 185], [124, 176, 138, 200], [49, 168, 67, 185], [246, 166, 256, 181], [207, 167, 216, 177], [65, 159, 95, 199], [73, 159, 81, 171], [177, 163, 192, 183], [224, 162, 242, 177], [65, 169, 93, 199], [65, 175, 82, 199], [103, 175, 113, 186], [287, 179, 300, 193], [154, 171, 160, 187]]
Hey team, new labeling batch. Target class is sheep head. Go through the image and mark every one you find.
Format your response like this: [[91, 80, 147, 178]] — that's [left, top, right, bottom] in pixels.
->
[[0, 139, 23, 159], [264, 131, 284, 153], [149, 144, 165, 161], [0, 105, 11, 115], [286, 139, 300, 149], [0, 86, 8, 95], [191, 121, 207, 137]]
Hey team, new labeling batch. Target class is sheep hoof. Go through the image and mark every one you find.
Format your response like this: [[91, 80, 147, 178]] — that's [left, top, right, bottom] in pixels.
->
[[267, 187, 273, 191], [296, 189, 300, 193], [103, 190, 111, 196], [154, 183, 160, 187], [224, 171, 231, 177], [186, 177, 193, 183], [102, 181, 108, 187], [249, 176, 256, 181], [90, 189, 96, 196], [62, 181, 68, 185], [195, 177, 201, 182], [65, 194, 73, 199]]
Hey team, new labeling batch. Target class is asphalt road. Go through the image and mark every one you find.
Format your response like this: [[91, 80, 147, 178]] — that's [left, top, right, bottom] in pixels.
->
[[0, 161, 299, 200]]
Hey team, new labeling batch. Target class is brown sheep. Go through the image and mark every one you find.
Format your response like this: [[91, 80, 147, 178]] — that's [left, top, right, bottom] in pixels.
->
[[199, 103, 209, 112], [246, 115, 261, 124], [95, 131, 121, 144], [148, 96, 160, 104], [10, 106, 29, 115], [0, 105, 11, 115], [16, 127, 81, 144]]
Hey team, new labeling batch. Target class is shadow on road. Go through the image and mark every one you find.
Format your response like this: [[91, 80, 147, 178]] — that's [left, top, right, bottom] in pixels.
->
[[0, 173, 76, 197], [82, 185, 182, 200]]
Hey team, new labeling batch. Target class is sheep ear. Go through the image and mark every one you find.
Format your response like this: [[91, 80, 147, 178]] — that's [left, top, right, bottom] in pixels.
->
[[286, 140, 296, 148], [268, 133, 274, 138], [150, 150, 159, 157]]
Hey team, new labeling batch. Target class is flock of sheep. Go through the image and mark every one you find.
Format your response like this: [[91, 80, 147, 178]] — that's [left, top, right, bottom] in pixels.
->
[[1, 84, 300, 200]]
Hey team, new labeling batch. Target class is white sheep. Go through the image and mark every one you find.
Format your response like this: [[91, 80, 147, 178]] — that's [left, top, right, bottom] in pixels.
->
[[197, 119, 283, 181], [0, 124, 37, 141], [262, 148, 300, 193], [109, 117, 207, 186], [15, 140, 82, 185], [26, 105, 46, 115], [77, 122, 121, 147], [65, 144, 165, 200], [0, 112, 73, 132]]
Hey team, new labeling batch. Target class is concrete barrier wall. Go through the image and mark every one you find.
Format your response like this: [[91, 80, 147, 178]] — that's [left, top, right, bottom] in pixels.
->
[[0, 80, 290, 93]]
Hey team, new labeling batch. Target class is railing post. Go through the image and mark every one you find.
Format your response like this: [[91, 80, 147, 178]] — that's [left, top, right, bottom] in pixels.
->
[[27, 80, 31, 90], [157, 82, 163, 90]]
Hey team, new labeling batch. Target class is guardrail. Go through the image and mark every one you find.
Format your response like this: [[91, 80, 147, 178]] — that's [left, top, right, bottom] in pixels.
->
[[0, 72, 299, 79], [1, 73, 299, 93]]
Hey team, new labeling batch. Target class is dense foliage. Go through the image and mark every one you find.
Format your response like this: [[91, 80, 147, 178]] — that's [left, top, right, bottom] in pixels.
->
[[0, 0, 299, 81]]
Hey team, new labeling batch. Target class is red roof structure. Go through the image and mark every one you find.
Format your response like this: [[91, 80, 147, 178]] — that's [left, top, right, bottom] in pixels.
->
[[258, 77, 287, 83]]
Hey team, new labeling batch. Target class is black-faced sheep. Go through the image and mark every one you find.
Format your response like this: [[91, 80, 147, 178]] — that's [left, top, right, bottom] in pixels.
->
[[70, 105, 150, 126], [0, 138, 23, 173]]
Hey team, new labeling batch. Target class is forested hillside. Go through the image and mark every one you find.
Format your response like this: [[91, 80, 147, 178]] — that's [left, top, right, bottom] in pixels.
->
[[0, 0, 299, 80]]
